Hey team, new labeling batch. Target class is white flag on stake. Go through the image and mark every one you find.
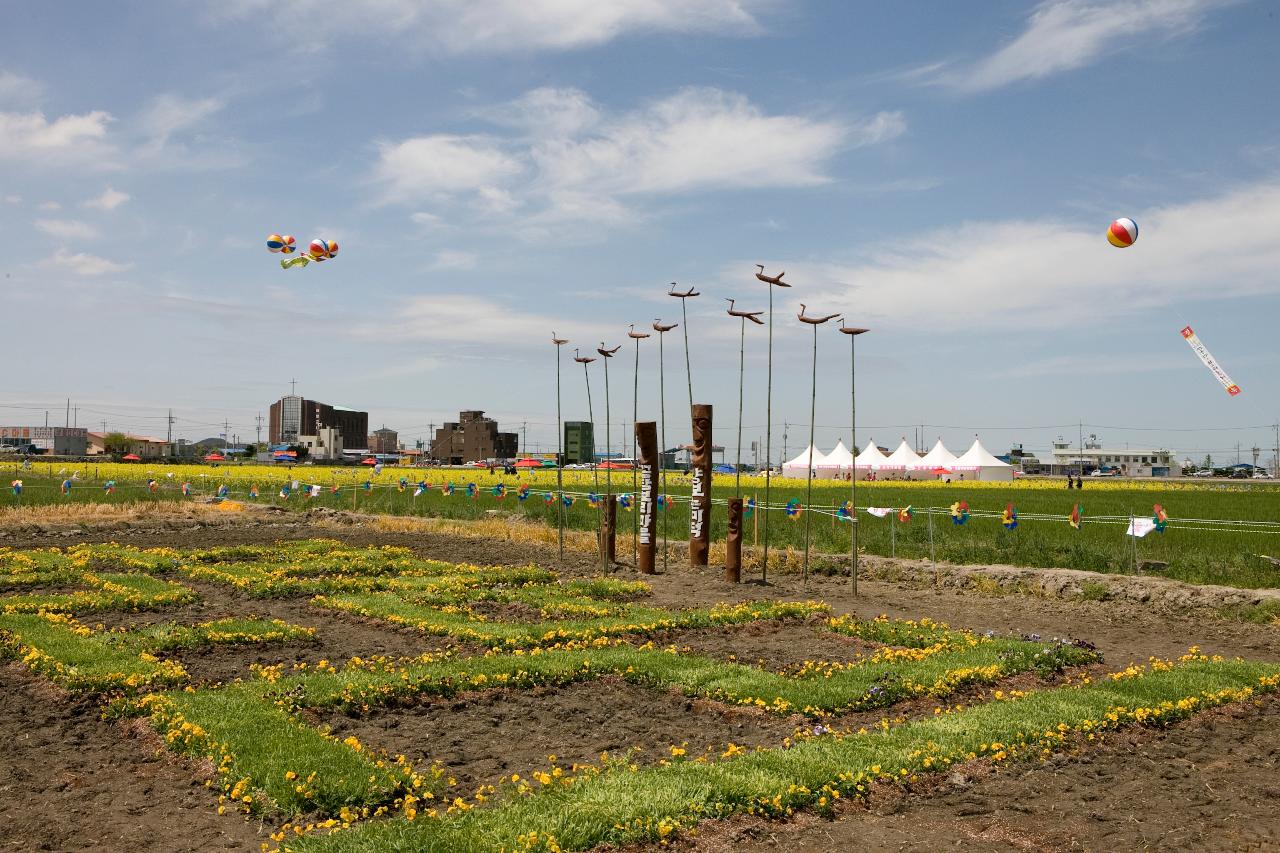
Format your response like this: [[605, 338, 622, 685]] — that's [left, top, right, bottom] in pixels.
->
[[1126, 517, 1158, 538], [866, 507, 893, 518]]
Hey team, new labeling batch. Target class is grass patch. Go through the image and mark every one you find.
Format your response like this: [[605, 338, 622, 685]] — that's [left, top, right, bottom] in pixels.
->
[[281, 655, 1280, 852], [0, 611, 186, 692], [0, 572, 198, 613]]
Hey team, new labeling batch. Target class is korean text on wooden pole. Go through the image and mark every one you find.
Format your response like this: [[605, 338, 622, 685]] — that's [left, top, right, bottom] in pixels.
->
[[635, 421, 658, 574], [689, 403, 713, 567]]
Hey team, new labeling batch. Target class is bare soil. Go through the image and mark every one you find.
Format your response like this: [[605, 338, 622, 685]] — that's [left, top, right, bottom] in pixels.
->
[[3, 520, 1280, 851]]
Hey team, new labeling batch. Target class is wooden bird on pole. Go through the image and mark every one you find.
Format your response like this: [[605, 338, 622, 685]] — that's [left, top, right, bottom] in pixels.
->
[[799, 304, 842, 325], [726, 298, 765, 324], [755, 265, 790, 287]]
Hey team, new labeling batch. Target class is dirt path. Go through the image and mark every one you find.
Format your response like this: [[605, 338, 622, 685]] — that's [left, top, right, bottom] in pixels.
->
[[0, 664, 268, 852]]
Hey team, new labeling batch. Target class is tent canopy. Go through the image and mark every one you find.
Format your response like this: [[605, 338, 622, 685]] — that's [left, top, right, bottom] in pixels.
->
[[782, 444, 827, 475], [854, 439, 888, 467], [951, 439, 1014, 481], [881, 439, 922, 469], [819, 439, 854, 468], [913, 438, 957, 470]]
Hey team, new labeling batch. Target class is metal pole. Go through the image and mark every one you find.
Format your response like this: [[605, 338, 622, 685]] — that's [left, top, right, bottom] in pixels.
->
[[599, 343, 620, 572], [839, 324, 867, 595], [763, 282, 774, 584], [803, 322, 819, 588], [736, 315, 745, 497], [553, 335, 567, 566], [654, 323, 673, 574], [630, 329, 646, 568]]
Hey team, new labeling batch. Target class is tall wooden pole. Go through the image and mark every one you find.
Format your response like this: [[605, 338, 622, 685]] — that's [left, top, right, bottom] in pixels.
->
[[755, 266, 791, 585], [628, 326, 649, 569], [575, 349, 601, 563], [636, 421, 658, 574], [552, 334, 569, 567], [689, 404, 713, 567], [598, 343, 620, 571], [798, 305, 840, 587], [653, 321, 677, 574], [839, 324, 869, 595]]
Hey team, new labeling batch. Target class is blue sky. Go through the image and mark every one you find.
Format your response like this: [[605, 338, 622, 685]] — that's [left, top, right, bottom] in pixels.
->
[[2, 0, 1278, 465]]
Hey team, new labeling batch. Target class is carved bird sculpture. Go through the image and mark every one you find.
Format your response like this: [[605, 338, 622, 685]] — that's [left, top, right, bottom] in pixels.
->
[[627, 323, 651, 340], [798, 304, 841, 325], [755, 264, 790, 287], [725, 298, 765, 325]]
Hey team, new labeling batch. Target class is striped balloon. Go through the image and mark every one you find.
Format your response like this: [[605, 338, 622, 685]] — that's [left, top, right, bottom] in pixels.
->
[[279, 234, 296, 254], [266, 234, 285, 253], [324, 239, 338, 258], [308, 238, 330, 260], [1107, 217, 1138, 248]]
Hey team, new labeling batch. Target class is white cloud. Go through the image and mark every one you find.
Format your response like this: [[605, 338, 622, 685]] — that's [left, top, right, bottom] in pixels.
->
[[410, 211, 446, 229], [753, 182, 1280, 330], [212, 0, 770, 54], [0, 109, 113, 162], [0, 71, 42, 104], [46, 248, 131, 276], [137, 94, 225, 152], [82, 187, 130, 211], [373, 135, 522, 203], [35, 219, 100, 241], [352, 293, 593, 346], [934, 0, 1227, 92], [3, 194, 20, 204], [38, 201, 60, 211], [373, 86, 878, 235], [429, 249, 478, 270]]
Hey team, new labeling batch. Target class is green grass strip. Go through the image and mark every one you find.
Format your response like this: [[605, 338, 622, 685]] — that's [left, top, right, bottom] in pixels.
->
[[265, 629, 1093, 717], [0, 611, 186, 692], [135, 685, 424, 817], [312, 595, 827, 649], [0, 572, 197, 613], [283, 658, 1280, 852], [111, 617, 316, 653]]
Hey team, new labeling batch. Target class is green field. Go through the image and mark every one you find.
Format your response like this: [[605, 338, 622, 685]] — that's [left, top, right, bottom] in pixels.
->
[[3, 467, 1279, 588]]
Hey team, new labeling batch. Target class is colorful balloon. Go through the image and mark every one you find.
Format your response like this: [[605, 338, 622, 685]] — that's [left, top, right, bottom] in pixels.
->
[[279, 234, 296, 254], [308, 238, 330, 260], [1107, 217, 1138, 248], [324, 239, 338, 258], [267, 234, 285, 253]]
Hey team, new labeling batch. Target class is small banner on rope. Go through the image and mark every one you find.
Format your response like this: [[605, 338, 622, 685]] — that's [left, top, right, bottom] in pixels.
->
[[866, 506, 892, 518], [1127, 517, 1158, 538]]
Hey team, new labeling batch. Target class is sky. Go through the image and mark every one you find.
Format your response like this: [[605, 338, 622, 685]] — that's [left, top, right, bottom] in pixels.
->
[[2, 0, 1279, 466]]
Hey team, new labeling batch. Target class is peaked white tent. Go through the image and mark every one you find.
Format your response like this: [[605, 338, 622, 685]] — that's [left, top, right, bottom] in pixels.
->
[[854, 439, 888, 479], [951, 439, 1014, 481], [817, 440, 854, 478], [880, 439, 925, 479], [781, 444, 827, 478], [912, 439, 958, 476]]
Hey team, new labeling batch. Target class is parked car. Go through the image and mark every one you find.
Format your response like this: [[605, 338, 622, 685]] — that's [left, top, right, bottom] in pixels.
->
[[1090, 468, 1118, 477], [1190, 469, 1214, 478], [1253, 471, 1272, 479]]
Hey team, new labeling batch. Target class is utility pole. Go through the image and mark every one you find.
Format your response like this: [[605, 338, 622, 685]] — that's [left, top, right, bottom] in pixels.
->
[[255, 413, 264, 445], [522, 421, 527, 455], [73, 407, 77, 428], [166, 409, 174, 446], [65, 398, 70, 428], [224, 420, 231, 449], [782, 422, 789, 466], [101, 420, 107, 433]]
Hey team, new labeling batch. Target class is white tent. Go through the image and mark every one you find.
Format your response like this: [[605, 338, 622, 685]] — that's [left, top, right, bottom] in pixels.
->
[[781, 444, 828, 479], [817, 440, 854, 478], [879, 439, 925, 479], [912, 439, 958, 476], [853, 439, 888, 479], [951, 439, 1014, 481]]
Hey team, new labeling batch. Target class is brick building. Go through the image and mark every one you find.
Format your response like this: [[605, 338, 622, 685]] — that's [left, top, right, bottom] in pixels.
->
[[268, 395, 368, 450], [370, 427, 399, 454], [429, 411, 517, 464]]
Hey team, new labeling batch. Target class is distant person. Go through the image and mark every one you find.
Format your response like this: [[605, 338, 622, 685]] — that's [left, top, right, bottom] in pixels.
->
[[1066, 473, 1073, 489]]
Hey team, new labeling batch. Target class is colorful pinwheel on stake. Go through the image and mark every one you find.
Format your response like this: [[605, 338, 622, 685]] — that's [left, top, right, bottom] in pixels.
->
[[587, 493, 601, 509], [10, 480, 21, 496], [147, 479, 158, 493], [618, 493, 633, 511], [103, 480, 116, 494], [744, 497, 756, 518], [1001, 503, 1018, 530], [562, 494, 574, 507], [492, 483, 506, 499], [181, 482, 191, 497], [61, 479, 73, 495], [518, 484, 531, 502], [445, 483, 456, 497], [1069, 503, 1083, 530], [897, 506, 913, 523], [656, 494, 669, 511], [278, 484, 291, 499], [950, 500, 969, 525], [398, 477, 408, 493], [786, 498, 803, 520], [543, 491, 555, 505], [310, 485, 323, 498], [1153, 504, 1168, 533], [413, 483, 426, 497], [249, 484, 259, 499], [836, 501, 853, 521], [363, 481, 372, 492], [216, 484, 228, 498], [466, 483, 478, 499]]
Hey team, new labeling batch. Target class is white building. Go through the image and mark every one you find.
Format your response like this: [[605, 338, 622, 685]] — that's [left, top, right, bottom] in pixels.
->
[[1048, 437, 1176, 477]]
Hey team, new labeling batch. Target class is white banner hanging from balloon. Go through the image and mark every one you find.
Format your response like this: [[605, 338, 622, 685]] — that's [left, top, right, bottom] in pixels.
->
[[1180, 326, 1241, 396]]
